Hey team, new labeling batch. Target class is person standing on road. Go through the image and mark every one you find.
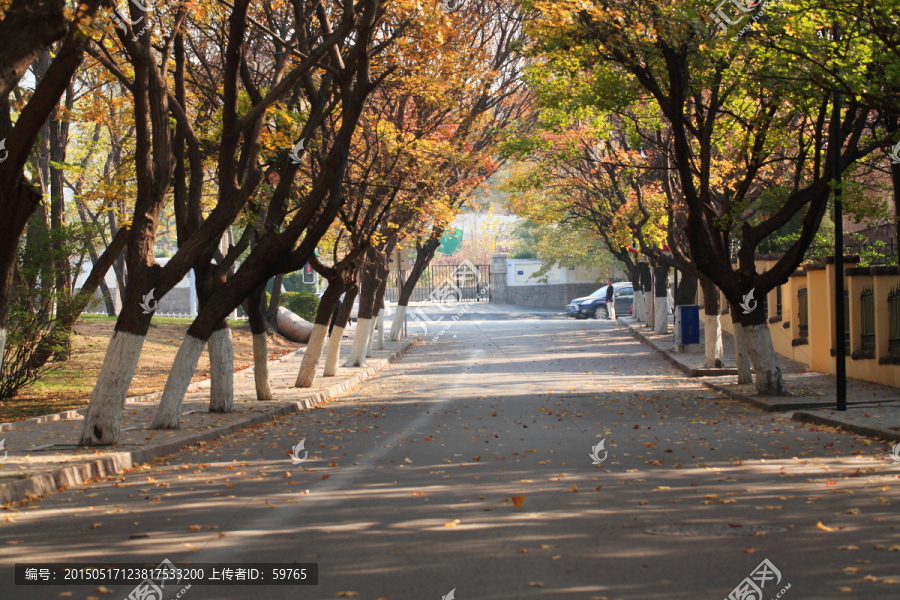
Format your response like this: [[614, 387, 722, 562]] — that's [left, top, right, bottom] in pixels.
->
[[605, 278, 616, 320]]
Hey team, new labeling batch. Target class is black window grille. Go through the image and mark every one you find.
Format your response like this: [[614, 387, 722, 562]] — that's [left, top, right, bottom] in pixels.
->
[[798, 286, 808, 338], [889, 286, 900, 357], [860, 287, 875, 353]]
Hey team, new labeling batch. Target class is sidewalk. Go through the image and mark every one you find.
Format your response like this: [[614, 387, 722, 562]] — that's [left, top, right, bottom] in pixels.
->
[[0, 337, 414, 504], [622, 316, 900, 443]]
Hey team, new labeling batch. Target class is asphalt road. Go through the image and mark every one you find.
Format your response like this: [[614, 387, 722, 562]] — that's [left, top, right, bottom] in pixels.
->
[[2, 307, 898, 600]]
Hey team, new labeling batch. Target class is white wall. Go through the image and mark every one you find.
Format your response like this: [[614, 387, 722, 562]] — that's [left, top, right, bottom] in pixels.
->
[[506, 259, 604, 287]]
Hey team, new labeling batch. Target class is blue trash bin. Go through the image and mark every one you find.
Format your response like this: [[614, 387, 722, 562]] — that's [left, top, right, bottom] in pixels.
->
[[676, 305, 700, 346]]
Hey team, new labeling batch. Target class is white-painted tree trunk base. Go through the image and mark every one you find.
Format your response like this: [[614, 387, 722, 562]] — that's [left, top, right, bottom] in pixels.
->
[[390, 304, 407, 341], [252, 333, 274, 401], [744, 322, 787, 395], [646, 293, 655, 329], [654, 298, 668, 334], [703, 312, 724, 368], [733, 323, 754, 384], [295, 324, 328, 388], [323, 326, 345, 377], [633, 293, 646, 323], [79, 331, 146, 445], [377, 312, 385, 350], [208, 328, 234, 413], [366, 315, 378, 358], [152, 335, 206, 429], [345, 318, 372, 367]]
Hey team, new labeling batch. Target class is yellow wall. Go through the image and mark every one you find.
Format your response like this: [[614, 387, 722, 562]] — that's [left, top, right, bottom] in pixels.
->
[[716, 260, 900, 388]]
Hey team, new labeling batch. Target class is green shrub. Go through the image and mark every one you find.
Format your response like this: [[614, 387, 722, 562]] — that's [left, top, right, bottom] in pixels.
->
[[280, 291, 320, 322]]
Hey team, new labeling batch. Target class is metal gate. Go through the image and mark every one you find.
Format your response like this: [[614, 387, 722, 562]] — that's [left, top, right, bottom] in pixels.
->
[[385, 263, 491, 303]]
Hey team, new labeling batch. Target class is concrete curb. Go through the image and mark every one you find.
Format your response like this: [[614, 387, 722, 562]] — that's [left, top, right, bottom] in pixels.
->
[[0, 341, 414, 505], [622, 320, 739, 378], [791, 411, 900, 443], [700, 381, 793, 413]]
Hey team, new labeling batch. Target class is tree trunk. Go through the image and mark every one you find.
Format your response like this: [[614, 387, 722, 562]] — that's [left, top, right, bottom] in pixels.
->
[[324, 285, 358, 376], [639, 263, 652, 327], [390, 304, 408, 341], [630, 266, 645, 322], [266, 273, 284, 329], [368, 258, 390, 356], [732, 300, 787, 395], [731, 307, 753, 385], [700, 275, 723, 368], [390, 236, 440, 340], [151, 334, 206, 429], [246, 284, 273, 400], [346, 252, 380, 367], [653, 265, 668, 334], [208, 324, 234, 412], [78, 330, 146, 444], [295, 281, 343, 388], [744, 322, 786, 395], [674, 271, 697, 306]]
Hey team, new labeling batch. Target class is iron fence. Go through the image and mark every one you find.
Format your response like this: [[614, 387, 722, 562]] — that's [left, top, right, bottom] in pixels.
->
[[860, 287, 875, 353], [797, 286, 809, 338], [384, 264, 491, 303]]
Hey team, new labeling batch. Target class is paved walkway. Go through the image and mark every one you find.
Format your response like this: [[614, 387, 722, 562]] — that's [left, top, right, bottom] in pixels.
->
[[623, 316, 900, 442]]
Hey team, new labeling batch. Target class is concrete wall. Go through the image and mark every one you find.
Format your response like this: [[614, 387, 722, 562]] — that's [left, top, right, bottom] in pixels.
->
[[716, 257, 900, 388], [490, 278, 598, 310]]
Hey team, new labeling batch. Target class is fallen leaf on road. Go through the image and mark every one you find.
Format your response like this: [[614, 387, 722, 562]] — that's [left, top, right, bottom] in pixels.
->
[[838, 545, 858, 551], [816, 522, 837, 532], [511, 495, 525, 508], [444, 520, 460, 527], [335, 592, 359, 597], [528, 582, 544, 587]]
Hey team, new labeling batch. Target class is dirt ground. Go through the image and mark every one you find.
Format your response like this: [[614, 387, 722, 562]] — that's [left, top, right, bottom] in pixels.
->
[[0, 318, 302, 423]]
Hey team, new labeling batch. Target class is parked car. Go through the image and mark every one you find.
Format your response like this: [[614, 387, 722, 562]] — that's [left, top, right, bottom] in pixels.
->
[[566, 282, 634, 319]]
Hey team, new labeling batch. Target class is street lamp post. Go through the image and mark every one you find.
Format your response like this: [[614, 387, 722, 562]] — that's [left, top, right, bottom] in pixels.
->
[[832, 24, 847, 411]]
